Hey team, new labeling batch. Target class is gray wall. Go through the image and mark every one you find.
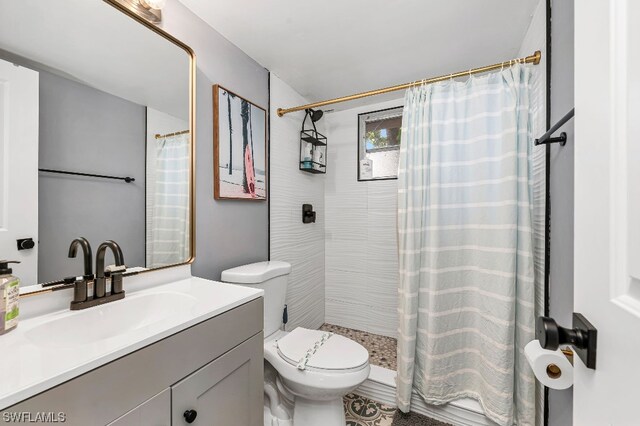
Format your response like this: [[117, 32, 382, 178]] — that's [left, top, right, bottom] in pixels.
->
[[161, 0, 269, 280], [548, 0, 574, 424], [38, 70, 146, 283]]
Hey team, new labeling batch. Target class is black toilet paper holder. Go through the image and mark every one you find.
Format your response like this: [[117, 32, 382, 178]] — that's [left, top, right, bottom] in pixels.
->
[[536, 313, 597, 369]]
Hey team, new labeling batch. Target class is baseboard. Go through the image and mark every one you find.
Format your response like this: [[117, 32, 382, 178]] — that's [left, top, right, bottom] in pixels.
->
[[356, 365, 495, 426]]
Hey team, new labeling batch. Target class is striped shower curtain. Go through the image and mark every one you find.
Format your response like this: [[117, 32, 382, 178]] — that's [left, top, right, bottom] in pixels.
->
[[396, 64, 536, 426], [146, 132, 191, 268]]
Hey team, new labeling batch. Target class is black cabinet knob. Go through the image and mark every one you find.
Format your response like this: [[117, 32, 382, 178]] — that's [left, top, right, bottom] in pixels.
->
[[17, 238, 35, 251], [183, 409, 197, 424]]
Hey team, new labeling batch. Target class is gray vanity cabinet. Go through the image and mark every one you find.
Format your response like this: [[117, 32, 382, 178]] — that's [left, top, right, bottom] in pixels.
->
[[109, 331, 263, 426], [2, 298, 263, 426], [171, 333, 263, 425], [107, 389, 171, 426]]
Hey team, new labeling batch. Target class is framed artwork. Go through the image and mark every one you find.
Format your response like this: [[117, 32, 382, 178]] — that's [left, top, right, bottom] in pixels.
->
[[213, 84, 267, 200]]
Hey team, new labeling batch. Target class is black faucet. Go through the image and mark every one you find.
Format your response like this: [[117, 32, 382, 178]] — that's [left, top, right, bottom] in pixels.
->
[[68, 239, 126, 311], [67, 237, 93, 306], [95, 240, 125, 299], [68, 237, 93, 280]]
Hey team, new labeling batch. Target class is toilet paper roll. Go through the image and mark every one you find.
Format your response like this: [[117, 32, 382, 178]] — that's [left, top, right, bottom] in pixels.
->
[[524, 340, 573, 390]]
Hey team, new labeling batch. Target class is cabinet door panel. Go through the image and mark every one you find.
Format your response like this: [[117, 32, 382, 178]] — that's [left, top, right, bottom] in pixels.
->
[[172, 333, 263, 426], [107, 388, 170, 426]]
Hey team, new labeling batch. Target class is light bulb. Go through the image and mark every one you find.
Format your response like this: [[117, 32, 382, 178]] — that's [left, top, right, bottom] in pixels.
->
[[140, 0, 166, 10]]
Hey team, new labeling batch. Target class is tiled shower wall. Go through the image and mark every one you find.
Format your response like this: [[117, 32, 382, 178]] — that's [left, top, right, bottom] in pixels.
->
[[324, 99, 404, 338], [270, 75, 326, 331]]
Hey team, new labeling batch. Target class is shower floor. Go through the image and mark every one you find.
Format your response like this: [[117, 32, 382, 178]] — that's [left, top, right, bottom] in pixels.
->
[[320, 323, 398, 371]]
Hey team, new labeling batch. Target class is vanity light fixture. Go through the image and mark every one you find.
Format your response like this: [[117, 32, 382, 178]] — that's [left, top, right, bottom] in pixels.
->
[[299, 108, 327, 174], [111, 0, 164, 24]]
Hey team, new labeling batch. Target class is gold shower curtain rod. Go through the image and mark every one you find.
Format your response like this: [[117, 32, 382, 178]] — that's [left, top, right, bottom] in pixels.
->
[[276, 50, 541, 117]]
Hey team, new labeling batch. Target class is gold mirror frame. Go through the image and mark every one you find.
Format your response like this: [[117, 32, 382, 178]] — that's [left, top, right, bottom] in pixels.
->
[[21, 0, 196, 298]]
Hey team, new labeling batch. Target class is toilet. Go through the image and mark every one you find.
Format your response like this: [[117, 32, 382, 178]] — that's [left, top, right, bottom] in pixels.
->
[[221, 261, 370, 426]]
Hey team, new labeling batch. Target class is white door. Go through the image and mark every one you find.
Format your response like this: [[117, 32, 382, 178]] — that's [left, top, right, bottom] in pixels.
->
[[574, 1, 640, 424], [0, 59, 38, 286]]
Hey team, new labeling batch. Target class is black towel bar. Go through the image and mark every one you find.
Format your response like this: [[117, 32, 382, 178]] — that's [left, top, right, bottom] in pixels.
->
[[39, 168, 135, 183], [535, 108, 575, 146]]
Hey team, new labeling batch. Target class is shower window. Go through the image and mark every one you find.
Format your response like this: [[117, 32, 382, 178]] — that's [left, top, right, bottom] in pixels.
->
[[357, 106, 403, 181]]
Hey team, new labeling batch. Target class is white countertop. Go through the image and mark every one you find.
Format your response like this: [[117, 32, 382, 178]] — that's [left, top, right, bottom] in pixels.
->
[[0, 276, 263, 410]]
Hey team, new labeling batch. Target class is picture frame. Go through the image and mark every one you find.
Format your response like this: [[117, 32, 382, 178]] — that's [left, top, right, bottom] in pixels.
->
[[213, 84, 267, 200]]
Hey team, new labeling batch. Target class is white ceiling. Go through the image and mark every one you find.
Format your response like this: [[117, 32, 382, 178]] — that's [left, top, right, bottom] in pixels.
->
[[178, 0, 540, 110], [0, 0, 190, 120]]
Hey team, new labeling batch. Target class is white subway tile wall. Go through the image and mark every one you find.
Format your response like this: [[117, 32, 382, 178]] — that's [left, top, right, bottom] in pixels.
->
[[270, 75, 326, 330], [325, 99, 404, 338]]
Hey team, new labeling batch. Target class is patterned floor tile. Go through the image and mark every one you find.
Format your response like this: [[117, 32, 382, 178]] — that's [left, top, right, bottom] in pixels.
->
[[344, 394, 452, 426], [327, 325, 452, 425], [344, 393, 395, 426], [320, 323, 398, 370]]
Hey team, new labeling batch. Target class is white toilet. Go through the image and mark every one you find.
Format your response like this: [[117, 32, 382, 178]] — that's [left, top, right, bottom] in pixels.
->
[[221, 261, 370, 426]]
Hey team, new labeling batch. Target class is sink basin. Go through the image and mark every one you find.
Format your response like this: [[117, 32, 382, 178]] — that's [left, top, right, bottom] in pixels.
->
[[25, 291, 198, 348], [0, 274, 264, 411]]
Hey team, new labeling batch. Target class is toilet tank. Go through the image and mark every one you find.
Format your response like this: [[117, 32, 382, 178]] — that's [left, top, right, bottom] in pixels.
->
[[221, 261, 292, 338]]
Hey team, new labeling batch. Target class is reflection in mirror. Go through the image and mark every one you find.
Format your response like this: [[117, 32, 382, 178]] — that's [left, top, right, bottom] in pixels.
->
[[0, 0, 193, 290]]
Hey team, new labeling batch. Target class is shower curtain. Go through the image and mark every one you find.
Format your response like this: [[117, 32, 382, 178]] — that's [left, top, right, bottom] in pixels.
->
[[396, 64, 536, 426], [146, 132, 191, 268]]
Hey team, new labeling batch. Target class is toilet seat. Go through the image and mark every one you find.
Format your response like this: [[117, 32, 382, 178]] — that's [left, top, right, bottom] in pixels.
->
[[276, 327, 369, 372]]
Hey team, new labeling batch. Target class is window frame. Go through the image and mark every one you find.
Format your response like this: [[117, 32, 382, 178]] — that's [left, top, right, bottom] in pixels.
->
[[357, 105, 404, 182]]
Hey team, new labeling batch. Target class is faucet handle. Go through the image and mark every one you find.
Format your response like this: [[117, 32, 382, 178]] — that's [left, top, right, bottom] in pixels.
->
[[105, 264, 127, 274], [110, 273, 124, 295], [105, 264, 126, 295], [66, 276, 87, 309]]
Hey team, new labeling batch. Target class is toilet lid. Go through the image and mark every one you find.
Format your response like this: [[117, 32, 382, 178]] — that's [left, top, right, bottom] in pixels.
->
[[276, 327, 369, 371]]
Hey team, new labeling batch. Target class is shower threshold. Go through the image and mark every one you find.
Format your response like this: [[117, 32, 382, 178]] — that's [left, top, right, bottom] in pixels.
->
[[320, 323, 491, 426]]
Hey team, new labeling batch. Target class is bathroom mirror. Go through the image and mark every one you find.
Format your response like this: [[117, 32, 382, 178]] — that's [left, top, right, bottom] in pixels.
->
[[0, 0, 195, 292]]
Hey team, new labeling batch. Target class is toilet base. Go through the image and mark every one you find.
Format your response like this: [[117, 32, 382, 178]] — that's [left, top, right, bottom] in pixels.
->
[[263, 406, 293, 426], [292, 397, 345, 426]]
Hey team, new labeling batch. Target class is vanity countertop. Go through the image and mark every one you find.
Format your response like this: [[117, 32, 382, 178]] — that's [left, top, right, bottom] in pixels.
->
[[0, 276, 263, 410]]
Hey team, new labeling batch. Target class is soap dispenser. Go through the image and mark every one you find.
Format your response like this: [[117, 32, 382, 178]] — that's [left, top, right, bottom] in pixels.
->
[[0, 260, 20, 335]]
